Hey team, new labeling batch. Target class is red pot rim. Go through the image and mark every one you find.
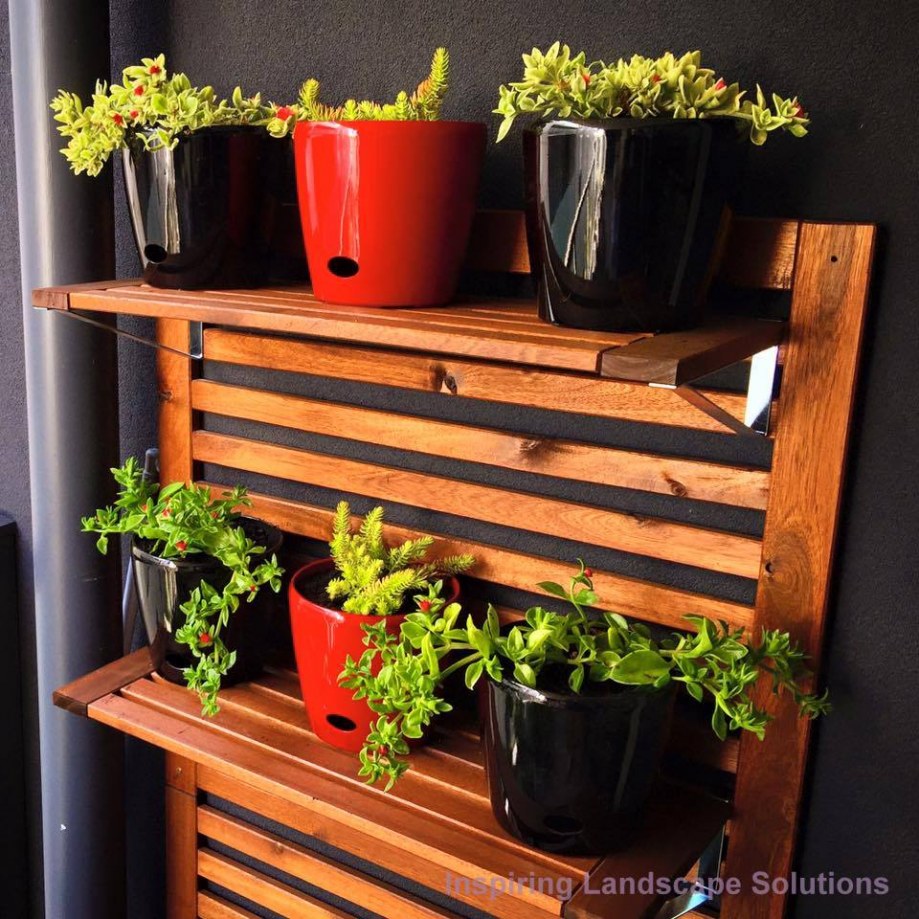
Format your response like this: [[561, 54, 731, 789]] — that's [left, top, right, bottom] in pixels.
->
[[289, 557, 460, 620], [294, 120, 487, 136]]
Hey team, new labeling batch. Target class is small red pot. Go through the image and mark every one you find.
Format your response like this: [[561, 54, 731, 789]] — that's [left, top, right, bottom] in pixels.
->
[[288, 558, 460, 752], [293, 120, 486, 307]]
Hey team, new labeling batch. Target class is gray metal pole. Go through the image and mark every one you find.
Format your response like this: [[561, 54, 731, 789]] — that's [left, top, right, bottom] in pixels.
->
[[9, 3, 125, 918]]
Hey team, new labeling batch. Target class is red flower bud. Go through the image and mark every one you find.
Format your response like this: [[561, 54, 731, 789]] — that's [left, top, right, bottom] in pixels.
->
[[130, 109, 139, 119], [794, 102, 806, 118], [419, 599, 432, 612], [134, 85, 144, 97], [175, 540, 187, 552], [582, 71, 591, 86], [161, 508, 171, 518], [714, 78, 727, 91], [199, 632, 211, 644], [276, 106, 294, 120], [249, 585, 257, 593], [583, 568, 593, 578], [112, 113, 124, 126], [651, 74, 661, 84], [149, 65, 161, 75]]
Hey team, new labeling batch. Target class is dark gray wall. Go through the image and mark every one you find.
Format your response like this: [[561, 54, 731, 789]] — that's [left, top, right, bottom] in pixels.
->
[[1, 0, 916, 916]]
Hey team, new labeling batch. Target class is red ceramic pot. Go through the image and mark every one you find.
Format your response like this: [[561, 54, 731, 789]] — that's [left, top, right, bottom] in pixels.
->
[[293, 120, 487, 307], [288, 558, 460, 752]]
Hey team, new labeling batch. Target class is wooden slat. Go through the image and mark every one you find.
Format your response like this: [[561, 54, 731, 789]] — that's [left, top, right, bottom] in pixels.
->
[[202, 329, 752, 434], [166, 775, 198, 919], [158, 318, 195, 484], [194, 430, 762, 579], [51, 646, 155, 717], [719, 218, 800, 290], [565, 782, 729, 919], [199, 807, 456, 919], [31, 278, 140, 309], [72, 288, 633, 374], [599, 318, 786, 386], [197, 768, 550, 919], [724, 222, 876, 919], [211, 486, 754, 630], [465, 208, 531, 273], [198, 850, 350, 918], [192, 379, 770, 509], [198, 891, 260, 919]]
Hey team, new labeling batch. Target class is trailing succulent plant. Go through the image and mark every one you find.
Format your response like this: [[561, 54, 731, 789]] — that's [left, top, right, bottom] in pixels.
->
[[325, 501, 473, 616], [494, 44, 809, 144], [82, 458, 284, 716], [266, 47, 450, 138], [341, 561, 830, 788], [50, 54, 279, 176]]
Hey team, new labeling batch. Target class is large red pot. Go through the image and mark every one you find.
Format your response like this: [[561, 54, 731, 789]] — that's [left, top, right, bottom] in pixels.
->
[[288, 558, 460, 752], [293, 120, 486, 307]]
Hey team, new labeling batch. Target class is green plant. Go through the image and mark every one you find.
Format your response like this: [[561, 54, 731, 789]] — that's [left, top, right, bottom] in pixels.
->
[[494, 44, 809, 145], [267, 47, 450, 138], [325, 501, 473, 615], [82, 458, 284, 715], [50, 54, 278, 176], [342, 561, 830, 788]]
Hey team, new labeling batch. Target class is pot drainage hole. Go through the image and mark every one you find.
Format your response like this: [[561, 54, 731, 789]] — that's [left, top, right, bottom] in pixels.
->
[[326, 714, 357, 732]]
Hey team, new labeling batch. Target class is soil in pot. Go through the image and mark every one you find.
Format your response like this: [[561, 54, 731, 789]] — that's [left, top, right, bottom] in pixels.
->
[[123, 125, 286, 289], [288, 559, 461, 752], [293, 120, 486, 307], [481, 668, 675, 854], [524, 118, 744, 332], [131, 517, 283, 685]]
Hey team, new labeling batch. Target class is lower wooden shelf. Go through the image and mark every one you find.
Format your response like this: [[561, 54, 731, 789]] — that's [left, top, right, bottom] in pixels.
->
[[55, 649, 729, 919]]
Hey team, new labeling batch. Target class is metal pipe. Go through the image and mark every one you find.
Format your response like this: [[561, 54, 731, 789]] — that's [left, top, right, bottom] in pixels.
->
[[9, 3, 125, 918]]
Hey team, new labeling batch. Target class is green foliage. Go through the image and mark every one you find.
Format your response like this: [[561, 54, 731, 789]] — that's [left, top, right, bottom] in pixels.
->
[[341, 561, 830, 788], [267, 48, 450, 138], [494, 44, 810, 145], [50, 54, 276, 176], [82, 458, 284, 715], [325, 501, 473, 616]]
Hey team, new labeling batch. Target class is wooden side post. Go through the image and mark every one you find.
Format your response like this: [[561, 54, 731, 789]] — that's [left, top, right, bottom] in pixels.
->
[[165, 753, 199, 919], [157, 318, 195, 484], [723, 222, 876, 918]]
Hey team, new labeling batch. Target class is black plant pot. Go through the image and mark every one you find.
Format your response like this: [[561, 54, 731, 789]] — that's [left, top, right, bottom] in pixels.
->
[[523, 118, 744, 332], [123, 125, 292, 289], [131, 518, 283, 684], [481, 674, 674, 854]]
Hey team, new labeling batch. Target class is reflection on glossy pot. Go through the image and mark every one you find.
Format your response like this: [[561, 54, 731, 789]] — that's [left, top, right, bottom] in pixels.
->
[[123, 125, 287, 289], [482, 674, 674, 854], [524, 118, 743, 332]]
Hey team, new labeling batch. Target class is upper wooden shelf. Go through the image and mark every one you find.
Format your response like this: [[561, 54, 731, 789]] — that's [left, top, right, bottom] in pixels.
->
[[33, 279, 784, 383], [55, 647, 729, 919]]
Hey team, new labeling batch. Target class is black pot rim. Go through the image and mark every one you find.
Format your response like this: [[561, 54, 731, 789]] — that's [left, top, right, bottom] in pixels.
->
[[491, 672, 672, 707], [131, 515, 282, 570], [524, 115, 741, 133]]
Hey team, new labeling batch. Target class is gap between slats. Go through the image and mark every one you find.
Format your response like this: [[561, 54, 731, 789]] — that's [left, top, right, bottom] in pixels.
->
[[193, 430, 763, 579], [192, 379, 769, 509]]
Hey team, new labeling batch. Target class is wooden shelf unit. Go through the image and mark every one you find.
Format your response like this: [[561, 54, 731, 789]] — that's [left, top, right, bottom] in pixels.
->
[[40, 211, 876, 919]]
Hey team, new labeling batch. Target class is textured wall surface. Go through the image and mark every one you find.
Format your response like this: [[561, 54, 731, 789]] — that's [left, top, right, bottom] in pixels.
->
[[1, 0, 917, 916]]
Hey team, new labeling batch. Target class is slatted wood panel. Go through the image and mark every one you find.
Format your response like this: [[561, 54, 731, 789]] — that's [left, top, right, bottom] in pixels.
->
[[43, 213, 875, 919]]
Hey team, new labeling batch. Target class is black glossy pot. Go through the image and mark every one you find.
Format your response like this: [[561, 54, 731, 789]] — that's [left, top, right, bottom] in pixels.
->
[[123, 126, 293, 289], [481, 673, 674, 854], [524, 118, 744, 332], [131, 518, 283, 684]]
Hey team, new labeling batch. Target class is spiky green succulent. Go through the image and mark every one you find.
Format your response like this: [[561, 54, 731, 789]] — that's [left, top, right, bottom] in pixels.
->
[[267, 48, 450, 138], [494, 44, 809, 145]]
